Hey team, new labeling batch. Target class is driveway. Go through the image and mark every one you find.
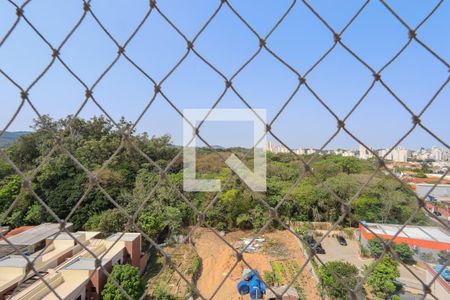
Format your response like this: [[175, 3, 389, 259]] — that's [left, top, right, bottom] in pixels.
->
[[317, 236, 372, 269]]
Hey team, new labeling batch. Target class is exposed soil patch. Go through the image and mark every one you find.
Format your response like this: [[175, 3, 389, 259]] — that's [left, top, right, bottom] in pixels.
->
[[193, 228, 321, 300]]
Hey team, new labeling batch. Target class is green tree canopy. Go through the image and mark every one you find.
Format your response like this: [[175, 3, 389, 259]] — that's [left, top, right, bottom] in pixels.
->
[[368, 238, 385, 258], [394, 242, 414, 263], [318, 261, 359, 299], [365, 256, 400, 299], [102, 264, 145, 300]]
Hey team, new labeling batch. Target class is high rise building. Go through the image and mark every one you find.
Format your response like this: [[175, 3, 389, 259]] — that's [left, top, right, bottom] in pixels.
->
[[359, 144, 373, 160], [391, 147, 409, 162], [431, 147, 443, 161]]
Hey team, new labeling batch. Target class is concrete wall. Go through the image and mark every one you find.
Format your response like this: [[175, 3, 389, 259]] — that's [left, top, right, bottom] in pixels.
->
[[124, 236, 141, 268]]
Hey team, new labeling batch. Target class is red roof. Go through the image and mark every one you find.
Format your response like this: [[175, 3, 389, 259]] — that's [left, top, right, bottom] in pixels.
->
[[0, 226, 34, 240]]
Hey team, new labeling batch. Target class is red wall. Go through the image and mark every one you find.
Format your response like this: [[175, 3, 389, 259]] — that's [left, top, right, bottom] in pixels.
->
[[359, 223, 450, 251]]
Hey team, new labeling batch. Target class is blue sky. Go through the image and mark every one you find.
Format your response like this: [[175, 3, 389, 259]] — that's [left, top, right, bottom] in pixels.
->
[[0, 0, 448, 150]]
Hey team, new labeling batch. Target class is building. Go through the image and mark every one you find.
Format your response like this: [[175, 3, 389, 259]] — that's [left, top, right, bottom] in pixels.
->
[[0, 230, 99, 300], [266, 141, 289, 154], [359, 222, 450, 261], [294, 148, 305, 155], [0, 224, 74, 259], [391, 147, 409, 162], [359, 144, 373, 160], [416, 183, 450, 199], [431, 147, 443, 161], [0, 223, 72, 257], [0, 226, 34, 240], [3, 232, 147, 300], [379, 147, 410, 162]]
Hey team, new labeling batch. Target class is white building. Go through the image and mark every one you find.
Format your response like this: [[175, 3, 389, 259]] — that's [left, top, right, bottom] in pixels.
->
[[359, 144, 373, 160], [391, 147, 409, 162], [266, 141, 289, 154], [431, 147, 443, 161], [378, 147, 409, 162]]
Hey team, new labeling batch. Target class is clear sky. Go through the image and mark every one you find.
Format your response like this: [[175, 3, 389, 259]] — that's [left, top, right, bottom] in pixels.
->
[[0, 0, 449, 150]]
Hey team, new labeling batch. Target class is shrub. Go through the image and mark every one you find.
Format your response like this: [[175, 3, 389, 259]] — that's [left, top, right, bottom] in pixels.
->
[[342, 228, 355, 239], [365, 256, 400, 299], [295, 222, 314, 237], [420, 252, 436, 264], [153, 286, 179, 300], [394, 243, 415, 263], [368, 238, 384, 258], [438, 250, 449, 264], [318, 261, 359, 300], [187, 253, 201, 279], [102, 264, 145, 300]]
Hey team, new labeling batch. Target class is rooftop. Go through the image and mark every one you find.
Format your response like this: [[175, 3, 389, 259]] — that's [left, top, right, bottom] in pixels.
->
[[416, 183, 450, 187], [63, 257, 97, 270], [1, 226, 34, 239], [52, 232, 83, 241], [0, 245, 28, 258], [361, 222, 450, 244], [106, 232, 140, 242], [0, 223, 72, 247], [0, 255, 29, 268]]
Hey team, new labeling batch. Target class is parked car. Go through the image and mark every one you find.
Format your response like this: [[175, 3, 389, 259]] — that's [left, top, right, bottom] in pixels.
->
[[305, 235, 315, 247], [433, 211, 442, 217], [315, 244, 326, 254], [304, 236, 325, 254], [337, 235, 347, 246]]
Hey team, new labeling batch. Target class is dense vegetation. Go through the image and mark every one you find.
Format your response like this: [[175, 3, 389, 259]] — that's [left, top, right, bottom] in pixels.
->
[[318, 261, 359, 299], [102, 264, 145, 300], [365, 256, 401, 299], [0, 116, 426, 240], [367, 238, 415, 263], [0, 131, 30, 149]]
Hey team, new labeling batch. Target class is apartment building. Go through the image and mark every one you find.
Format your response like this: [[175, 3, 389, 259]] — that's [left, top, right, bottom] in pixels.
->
[[0, 230, 99, 300], [6, 232, 148, 300], [0, 223, 72, 257]]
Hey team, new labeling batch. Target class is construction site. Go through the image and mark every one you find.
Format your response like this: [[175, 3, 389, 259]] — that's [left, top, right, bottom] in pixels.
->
[[146, 228, 320, 300]]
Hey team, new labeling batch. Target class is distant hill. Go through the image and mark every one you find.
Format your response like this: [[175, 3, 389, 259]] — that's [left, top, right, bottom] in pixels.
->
[[0, 131, 31, 148]]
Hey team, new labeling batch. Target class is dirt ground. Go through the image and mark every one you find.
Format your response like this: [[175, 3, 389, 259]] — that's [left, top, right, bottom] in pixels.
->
[[146, 243, 198, 299], [192, 227, 321, 300]]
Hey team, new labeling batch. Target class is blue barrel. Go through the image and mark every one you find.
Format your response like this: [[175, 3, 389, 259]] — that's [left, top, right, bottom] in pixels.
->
[[237, 280, 249, 295], [248, 276, 264, 299]]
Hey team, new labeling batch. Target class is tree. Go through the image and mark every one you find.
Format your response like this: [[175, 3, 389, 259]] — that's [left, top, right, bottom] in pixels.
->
[[394, 243, 414, 263], [138, 211, 165, 238], [84, 209, 128, 234], [368, 238, 384, 258], [437, 250, 449, 264], [0, 175, 21, 212], [365, 256, 400, 299], [334, 156, 362, 174], [318, 261, 359, 299], [102, 264, 145, 300]]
